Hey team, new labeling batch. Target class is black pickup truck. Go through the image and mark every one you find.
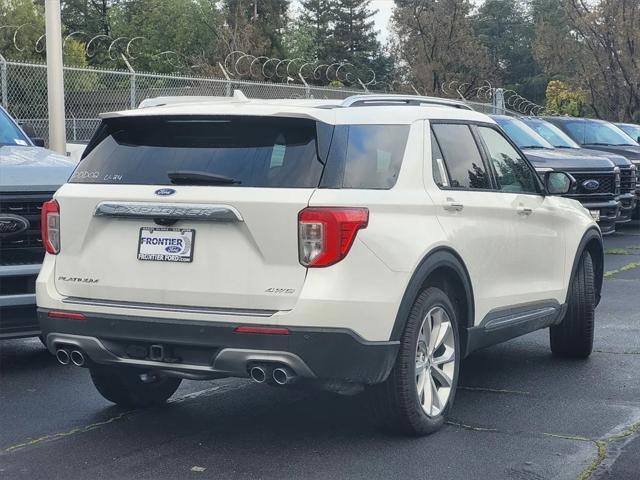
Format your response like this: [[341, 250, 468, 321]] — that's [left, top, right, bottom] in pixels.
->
[[0, 105, 76, 340], [542, 117, 640, 220], [522, 117, 636, 224], [491, 115, 621, 234]]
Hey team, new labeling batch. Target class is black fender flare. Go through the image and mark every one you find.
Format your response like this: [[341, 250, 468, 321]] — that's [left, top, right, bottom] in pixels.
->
[[569, 227, 604, 305], [390, 247, 475, 344]]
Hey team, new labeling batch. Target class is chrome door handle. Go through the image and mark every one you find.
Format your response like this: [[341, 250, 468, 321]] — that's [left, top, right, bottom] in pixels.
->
[[444, 201, 464, 212], [517, 206, 533, 216]]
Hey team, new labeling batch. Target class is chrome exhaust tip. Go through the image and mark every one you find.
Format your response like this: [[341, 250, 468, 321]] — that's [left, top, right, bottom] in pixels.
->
[[249, 366, 267, 383], [55, 349, 70, 365], [273, 367, 296, 385], [70, 350, 85, 367]]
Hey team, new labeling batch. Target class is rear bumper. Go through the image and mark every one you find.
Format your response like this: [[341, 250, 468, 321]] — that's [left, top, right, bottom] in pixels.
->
[[38, 309, 399, 385]]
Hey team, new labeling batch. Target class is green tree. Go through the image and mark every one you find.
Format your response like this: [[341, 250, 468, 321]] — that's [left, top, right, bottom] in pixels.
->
[[545, 80, 589, 117], [0, 0, 45, 62], [296, 0, 332, 60], [393, 0, 495, 95], [109, 0, 223, 72], [473, 0, 537, 84]]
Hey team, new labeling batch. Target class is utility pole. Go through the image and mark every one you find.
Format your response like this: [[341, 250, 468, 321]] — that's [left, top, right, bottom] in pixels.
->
[[45, 0, 66, 154]]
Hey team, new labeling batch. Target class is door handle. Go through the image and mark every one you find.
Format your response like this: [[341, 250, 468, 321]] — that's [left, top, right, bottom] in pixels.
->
[[517, 206, 533, 216], [444, 199, 464, 212]]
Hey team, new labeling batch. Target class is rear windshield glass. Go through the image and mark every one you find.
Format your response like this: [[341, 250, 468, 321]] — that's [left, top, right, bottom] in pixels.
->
[[71, 116, 325, 188]]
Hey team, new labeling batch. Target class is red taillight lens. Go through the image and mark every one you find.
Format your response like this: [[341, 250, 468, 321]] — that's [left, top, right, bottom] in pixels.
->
[[234, 326, 290, 335], [47, 310, 85, 321], [298, 207, 369, 267], [41, 199, 60, 254]]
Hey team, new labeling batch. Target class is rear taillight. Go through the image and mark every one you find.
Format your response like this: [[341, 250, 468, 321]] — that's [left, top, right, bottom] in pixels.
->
[[41, 199, 60, 254], [298, 207, 369, 267]]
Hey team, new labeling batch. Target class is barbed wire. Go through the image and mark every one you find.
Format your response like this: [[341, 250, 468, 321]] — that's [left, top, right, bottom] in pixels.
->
[[440, 80, 546, 116], [0, 26, 380, 88]]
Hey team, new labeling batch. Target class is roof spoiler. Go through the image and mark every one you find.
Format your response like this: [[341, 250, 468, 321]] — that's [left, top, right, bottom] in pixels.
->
[[138, 90, 249, 109]]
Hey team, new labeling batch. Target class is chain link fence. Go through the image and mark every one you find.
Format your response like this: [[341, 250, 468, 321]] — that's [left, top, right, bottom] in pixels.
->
[[0, 57, 512, 146]]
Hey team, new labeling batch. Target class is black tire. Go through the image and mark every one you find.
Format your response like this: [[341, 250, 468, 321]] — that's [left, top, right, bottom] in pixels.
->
[[550, 251, 595, 358], [90, 365, 182, 408], [368, 287, 460, 436]]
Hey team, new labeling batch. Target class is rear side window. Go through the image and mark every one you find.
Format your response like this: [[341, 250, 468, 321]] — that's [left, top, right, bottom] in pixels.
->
[[321, 125, 410, 189], [431, 124, 491, 189], [71, 116, 324, 188]]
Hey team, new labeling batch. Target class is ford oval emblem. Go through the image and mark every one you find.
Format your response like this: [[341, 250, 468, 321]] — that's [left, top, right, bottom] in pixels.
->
[[165, 245, 182, 253], [0, 215, 30, 237], [155, 188, 176, 196], [582, 179, 600, 191]]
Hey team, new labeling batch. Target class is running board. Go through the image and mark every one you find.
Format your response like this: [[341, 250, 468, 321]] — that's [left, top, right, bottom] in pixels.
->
[[464, 301, 567, 356]]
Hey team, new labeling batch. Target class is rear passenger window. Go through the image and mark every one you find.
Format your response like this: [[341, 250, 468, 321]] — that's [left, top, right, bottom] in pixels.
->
[[431, 124, 491, 190], [321, 125, 410, 189]]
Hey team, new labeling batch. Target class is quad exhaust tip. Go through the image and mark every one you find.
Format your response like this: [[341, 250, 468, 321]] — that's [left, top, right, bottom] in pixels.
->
[[70, 350, 85, 367], [55, 349, 70, 365], [249, 366, 267, 383], [273, 367, 297, 385]]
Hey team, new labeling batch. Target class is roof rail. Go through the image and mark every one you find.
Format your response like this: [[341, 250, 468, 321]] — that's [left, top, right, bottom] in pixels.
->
[[341, 95, 473, 110]]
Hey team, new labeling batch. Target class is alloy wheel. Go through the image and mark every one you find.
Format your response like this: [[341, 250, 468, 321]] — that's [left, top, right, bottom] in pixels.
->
[[415, 306, 456, 417]]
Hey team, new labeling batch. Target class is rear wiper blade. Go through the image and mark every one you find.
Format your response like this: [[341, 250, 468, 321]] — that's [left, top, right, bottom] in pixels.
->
[[168, 170, 241, 185]]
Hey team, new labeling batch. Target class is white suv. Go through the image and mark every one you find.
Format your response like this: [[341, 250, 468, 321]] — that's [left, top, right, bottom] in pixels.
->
[[36, 94, 603, 435]]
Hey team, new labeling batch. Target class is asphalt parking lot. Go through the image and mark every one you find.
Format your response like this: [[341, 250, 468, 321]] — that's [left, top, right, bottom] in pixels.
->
[[1, 222, 639, 480]]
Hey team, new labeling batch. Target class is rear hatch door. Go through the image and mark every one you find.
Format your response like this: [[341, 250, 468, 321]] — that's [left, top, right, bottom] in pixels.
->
[[54, 115, 328, 312]]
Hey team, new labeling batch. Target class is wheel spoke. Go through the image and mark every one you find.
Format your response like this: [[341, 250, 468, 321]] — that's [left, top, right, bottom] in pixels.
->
[[432, 320, 451, 353], [431, 364, 453, 388], [428, 309, 443, 353], [432, 346, 455, 366], [429, 375, 441, 412], [421, 372, 433, 411], [415, 358, 428, 373]]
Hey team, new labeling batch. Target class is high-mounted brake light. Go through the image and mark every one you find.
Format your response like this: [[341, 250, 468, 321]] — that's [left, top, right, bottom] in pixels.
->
[[41, 199, 60, 254], [298, 207, 369, 267]]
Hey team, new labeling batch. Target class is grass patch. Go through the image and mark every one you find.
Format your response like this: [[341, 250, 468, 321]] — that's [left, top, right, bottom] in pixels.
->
[[604, 261, 640, 278]]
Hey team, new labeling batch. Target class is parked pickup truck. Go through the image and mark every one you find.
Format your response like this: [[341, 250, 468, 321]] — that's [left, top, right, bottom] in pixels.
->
[[0, 105, 76, 340], [521, 117, 636, 224], [542, 117, 640, 220], [491, 115, 621, 234]]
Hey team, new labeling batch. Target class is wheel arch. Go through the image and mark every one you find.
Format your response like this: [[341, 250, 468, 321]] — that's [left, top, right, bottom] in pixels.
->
[[390, 247, 475, 356], [571, 227, 604, 306]]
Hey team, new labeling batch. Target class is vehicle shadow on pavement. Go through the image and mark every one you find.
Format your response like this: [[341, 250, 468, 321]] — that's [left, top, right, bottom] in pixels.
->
[[0, 339, 51, 375]]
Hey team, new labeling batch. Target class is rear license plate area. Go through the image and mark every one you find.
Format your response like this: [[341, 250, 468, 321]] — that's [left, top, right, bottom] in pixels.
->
[[137, 227, 195, 263]]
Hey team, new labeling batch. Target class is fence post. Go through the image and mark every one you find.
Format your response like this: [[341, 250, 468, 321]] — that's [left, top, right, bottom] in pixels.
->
[[121, 54, 136, 108], [218, 62, 232, 97], [299, 73, 311, 99], [493, 88, 505, 114], [0, 54, 7, 109]]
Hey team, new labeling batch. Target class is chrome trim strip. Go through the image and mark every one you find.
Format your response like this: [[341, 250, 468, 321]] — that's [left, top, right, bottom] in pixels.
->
[[61, 296, 276, 317], [483, 306, 558, 332], [94, 202, 243, 222]]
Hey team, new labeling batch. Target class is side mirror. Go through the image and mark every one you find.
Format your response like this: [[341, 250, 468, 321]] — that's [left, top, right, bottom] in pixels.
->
[[18, 122, 45, 147], [545, 171, 576, 195]]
